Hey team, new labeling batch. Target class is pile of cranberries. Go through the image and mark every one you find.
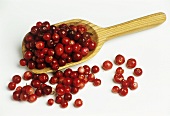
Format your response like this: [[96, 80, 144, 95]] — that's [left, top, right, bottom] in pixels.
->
[[101, 54, 143, 96], [8, 64, 101, 108], [20, 21, 96, 70]]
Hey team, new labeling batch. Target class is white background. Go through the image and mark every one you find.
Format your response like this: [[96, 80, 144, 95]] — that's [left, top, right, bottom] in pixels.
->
[[0, 0, 170, 116]]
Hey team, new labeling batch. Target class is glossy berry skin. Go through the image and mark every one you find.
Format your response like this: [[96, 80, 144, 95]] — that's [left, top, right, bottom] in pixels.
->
[[36, 41, 45, 50], [19, 59, 27, 66], [93, 78, 101, 86], [126, 58, 136, 69], [134, 68, 143, 76], [64, 93, 72, 101], [83, 65, 90, 75], [23, 71, 33, 80], [74, 99, 83, 107], [25, 85, 34, 95], [43, 86, 52, 95], [28, 94, 37, 103], [24, 50, 33, 60], [43, 33, 51, 41], [72, 52, 82, 62], [20, 93, 28, 101], [112, 86, 120, 93], [39, 73, 49, 83], [121, 80, 129, 88], [129, 82, 138, 90], [56, 87, 65, 96], [71, 87, 79, 94], [91, 65, 100, 73], [127, 76, 135, 84], [102, 60, 113, 70], [8, 82, 16, 90], [115, 67, 124, 74], [47, 99, 54, 106], [31, 79, 41, 88], [119, 88, 128, 96], [87, 73, 95, 82], [12, 75, 21, 84], [60, 100, 68, 108], [13, 91, 20, 101], [55, 95, 63, 104], [113, 74, 124, 84], [115, 54, 125, 65]]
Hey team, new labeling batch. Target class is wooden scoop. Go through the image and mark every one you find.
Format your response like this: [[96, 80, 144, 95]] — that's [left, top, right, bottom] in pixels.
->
[[22, 12, 166, 74]]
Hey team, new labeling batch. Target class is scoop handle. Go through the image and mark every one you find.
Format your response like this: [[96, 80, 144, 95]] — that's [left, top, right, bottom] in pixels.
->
[[99, 12, 166, 41]]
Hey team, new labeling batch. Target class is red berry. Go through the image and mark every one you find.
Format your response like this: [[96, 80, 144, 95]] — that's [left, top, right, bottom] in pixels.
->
[[19, 59, 27, 66], [8, 82, 16, 90], [47, 99, 54, 106], [102, 60, 113, 70], [71, 87, 79, 94], [55, 95, 63, 104], [91, 65, 100, 73], [31, 79, 41, 88], [13, 91, 20, 101], [127, 76, 135, 84], [24, 50, 33, 60], [93, 78, 101, 86], [56, 87, 65, 96], [36, 41, 45, 50], [126, 58, 136, 69], [113, 74, 124, 83], [77, 66, 85, 74], [25, 85, 34, 95], [55, 43, 64, 56], [115, 54, 125, 65], [119, 88, 128, 96], [112, 86, 120, 93], [39, 73, 49, 83], [74, 99, 83, 107], [28, 94, 37, 103], [60, 100, 68, 108], [23, 71, 33, 80], [43, 33, 51, 41], [43, 86, 52, 95], [64, 93, 72, 101], [12, 75, 21, 84], [115, 67, 124, 74], [134, 68, 143, 76], [20, 93, 28, 101], [121, 80, 129, 88], [87, 73, 95, 82], [129, 82, 138, 90]]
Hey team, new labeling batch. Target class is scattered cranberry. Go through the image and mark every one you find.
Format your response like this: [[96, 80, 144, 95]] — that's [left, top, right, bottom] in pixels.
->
[[23, 71, 33, 80], [13, 91, 20, 101], [126, 58, 136, 69], [115, 54, 125, 65], [129, 82, 138, 90], [102, 60, 113, 70], [119, 88, 128, 96], [127, 76, 135, 84], [91, 65, 100, 73], [64, 93, 72, 101], [8, 82, 16, 90], [93, 78, 101, 86], [19, 59, 27, 66], [28, 94, 37, 103], [47, 99, 54, 106], [115, 67, 124, 74], [134, 68, 143, 76], [55, 95, 63, 104], [74, 99, 83, 107], [60, 100, 68, 108], [12, 75, 21, 84], [113, 74, 124, 83], [112, 86, 120, 93]]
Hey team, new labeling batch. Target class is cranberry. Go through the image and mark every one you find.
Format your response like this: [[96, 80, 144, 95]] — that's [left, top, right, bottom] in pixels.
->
[[58, 59, 66, 66], [61, 53, 68, 59], [115, 67, 124, 74], [77, 25, 87, 34], [91, 65, 100, 73], [24, 50, 33, 60], [129, 82, 138, 90], [88, 41, 96, 51], [102, 60, 113, 70], [49, 76, 58, 84], [20, 93, 28, 101], [35, 88, 43, 97], [42, 21, 50, 30], [37, 63, 46, 69], [36, 21, 42, 27], [127, 76, 135, 84], [119, 88, 128, 96], [113, 74, 124, 83], [64, 93, 72, 101], [31, 26, 39, 35], [42, 33, 51, 41], [23, 71, 33, 80], [72, 52, 82, 62], [55, 43, 64, 56], [126, 58, 136, 69], [83, 65, 90, 74], [87, 73, 95, 82], [121, 80, 129, 88], [70, 71, 79, 78], [112, 86, 120, 93], [31, 79, 41, 88], [55, 70, 63, 77], [20, 59, 27, 66], [115, 54, 125, 65], [74, 32, 81, 41], [73, 78, 81, 87], [93, 78, 101, 86], [63, 77, 72, 86], [45, 55, 53, 63], [27, 61, 36, 69], [80, 47, 89, 56], [56, 87, 65, 96], [39, 73, 49, 83], [47, 40, 55, 48], [64, 45, 73, 54], [12, 75, 21, 84], [8, 82, 16, 90], [55, 95, 63, 104], [72, 43, 81, 53], [52, 33, 60, 41], [47, 49, 55, 56], [66, 56, 72, 63], [13, 91, 20, 101], [134, 68, 143, 76], [51, 63, 59, 70], [79, 81, 85, 89], [36, 41, 45, 50], [74, 99, 83, 107], [77, 66, 85, 74], [25, 85, 34, 95], [62, 37, 70, 45], [28, 94, 37, 103], [60, 100, 68, 108], [47, 99, 54, 106], [15, 86, 22, 92], [71, 87, 79, 94], [58, 29, 67, 38], [43, 86, 52, 95], [25, 34, 33, 42], [65, 86, 71, 93]]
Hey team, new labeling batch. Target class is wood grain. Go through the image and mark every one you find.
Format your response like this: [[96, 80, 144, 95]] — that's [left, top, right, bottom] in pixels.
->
[[22, 12, 166, 74]]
